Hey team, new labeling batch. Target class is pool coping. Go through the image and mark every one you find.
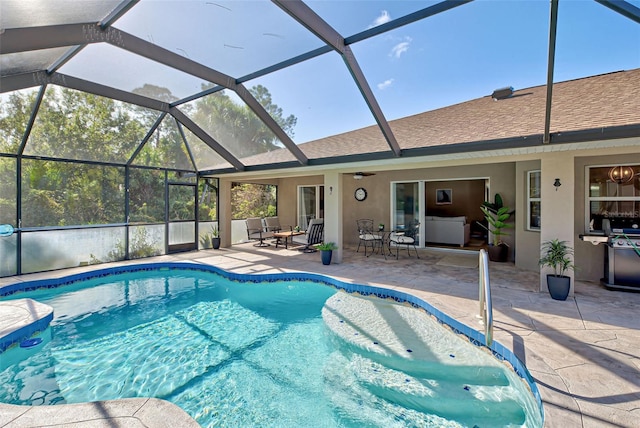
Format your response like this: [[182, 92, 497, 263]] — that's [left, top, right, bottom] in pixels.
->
[[0, 261, 544, 426]]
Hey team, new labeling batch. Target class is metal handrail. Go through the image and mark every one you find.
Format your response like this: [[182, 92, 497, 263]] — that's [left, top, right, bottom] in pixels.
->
[[478, 249, 493, 347]]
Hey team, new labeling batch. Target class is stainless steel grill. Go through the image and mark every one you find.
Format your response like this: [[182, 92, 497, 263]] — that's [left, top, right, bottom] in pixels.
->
[[603, 224, 640, 291]]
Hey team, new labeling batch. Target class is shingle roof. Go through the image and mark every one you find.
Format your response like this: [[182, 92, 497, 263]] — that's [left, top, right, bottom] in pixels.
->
[[236, 69, 640, 168]]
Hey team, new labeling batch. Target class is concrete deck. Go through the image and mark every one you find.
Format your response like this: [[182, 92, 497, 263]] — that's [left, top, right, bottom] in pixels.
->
[[1, 244, 639, 427]]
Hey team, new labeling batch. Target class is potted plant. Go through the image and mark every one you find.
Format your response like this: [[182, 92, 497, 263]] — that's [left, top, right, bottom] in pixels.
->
[[539, 239, 575, 300], [211, 226, 220, 250], [316, 242, 338, 265], [378, 223, 385, 231], [478, 194, 512, 262]]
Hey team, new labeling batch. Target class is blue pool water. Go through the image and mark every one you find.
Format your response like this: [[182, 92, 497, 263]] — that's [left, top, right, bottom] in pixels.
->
[[0, 266, 543, 427]]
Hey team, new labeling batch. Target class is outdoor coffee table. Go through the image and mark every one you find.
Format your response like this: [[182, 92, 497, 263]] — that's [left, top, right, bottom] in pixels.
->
[[273, 231, 305, 249]]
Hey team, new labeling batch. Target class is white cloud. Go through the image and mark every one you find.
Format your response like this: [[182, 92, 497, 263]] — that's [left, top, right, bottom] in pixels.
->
[[377, 79, 394, 90], [390, 37, 412, 59], [369, 10, 391, 28]]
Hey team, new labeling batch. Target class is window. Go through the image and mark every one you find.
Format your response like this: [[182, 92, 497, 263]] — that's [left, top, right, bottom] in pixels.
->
[[587, 165, 640, 233], [527, 170, 541, 231]]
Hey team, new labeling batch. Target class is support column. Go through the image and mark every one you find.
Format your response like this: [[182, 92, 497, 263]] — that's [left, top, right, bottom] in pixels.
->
[[324, 171, 343, 263], [540, 152, 575, 294], [219, 178, 233, 248]]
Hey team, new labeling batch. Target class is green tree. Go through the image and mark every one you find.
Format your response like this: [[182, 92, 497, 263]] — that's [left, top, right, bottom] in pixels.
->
[[231, 183, 276, 220]]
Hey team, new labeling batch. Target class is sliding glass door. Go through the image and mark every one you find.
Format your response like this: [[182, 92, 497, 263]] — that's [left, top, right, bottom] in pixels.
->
[[297, 185, 324, 230], [392, 182, 422, 245]]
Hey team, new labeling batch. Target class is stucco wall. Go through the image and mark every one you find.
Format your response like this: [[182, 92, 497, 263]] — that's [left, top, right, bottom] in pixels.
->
[[515, 160, 542, 272], [276, 175, 324, 231]]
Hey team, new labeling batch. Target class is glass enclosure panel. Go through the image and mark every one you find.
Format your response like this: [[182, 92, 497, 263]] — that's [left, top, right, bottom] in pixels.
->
[[168, 171, 196, 183], [129, 224, 164, 259], [21, 227, 126, 274], [1, 0, 122, 28], [0, 157, 17, 225], [168, 221, 195, 246], [198, 178, 218, 222], [231, 183, 277, 220], [181, 125, 232, 171], [353, 1, 548, 145], [249, 52, 384, 149], [0, 48, 73, 76], [129, 168, 165, 223], [59, 43, 205, 102], [179, 90, 284, 165], [132, 116, 194, 170], [0, 234, 17, 277], [555, 0, 640, 83], [168, 184, 196, 221], [21, 159, 125, 227], [309, 2, 439, 36], [115, 0, 323, 78], [25, 86, 152, 163], [0, 88, 40, 154], [393, 182, 420, 233]]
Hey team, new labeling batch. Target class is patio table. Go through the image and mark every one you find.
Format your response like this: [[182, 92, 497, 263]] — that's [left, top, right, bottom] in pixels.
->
[[273, 231, 305, 249]]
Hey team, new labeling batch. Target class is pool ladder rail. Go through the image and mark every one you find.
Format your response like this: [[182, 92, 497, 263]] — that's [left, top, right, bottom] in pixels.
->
[[478, 249, 493, 347]]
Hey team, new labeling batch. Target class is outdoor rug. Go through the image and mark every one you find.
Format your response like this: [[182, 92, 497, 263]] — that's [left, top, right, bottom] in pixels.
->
[[435, 255, 479, 268]]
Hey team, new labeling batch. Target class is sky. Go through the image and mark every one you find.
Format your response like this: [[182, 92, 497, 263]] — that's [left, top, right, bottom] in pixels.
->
[[55, 0, 640, 145]]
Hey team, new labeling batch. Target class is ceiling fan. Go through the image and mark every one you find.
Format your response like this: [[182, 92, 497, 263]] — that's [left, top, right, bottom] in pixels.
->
[[352, 172, 376, 180]]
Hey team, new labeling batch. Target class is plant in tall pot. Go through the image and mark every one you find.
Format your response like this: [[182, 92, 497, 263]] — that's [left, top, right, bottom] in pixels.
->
[[539, 239, 575, 300], [478, 194, 512, 262], [210, 226, 220, 250], [316, 242, 338, 265]]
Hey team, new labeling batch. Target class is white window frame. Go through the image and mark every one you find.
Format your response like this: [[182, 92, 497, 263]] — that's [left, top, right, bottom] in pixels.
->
[[527, 170, 541, 231]]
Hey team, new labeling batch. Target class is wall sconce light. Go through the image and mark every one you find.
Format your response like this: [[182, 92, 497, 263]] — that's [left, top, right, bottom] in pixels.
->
[[553, 178, 561, 191], [329, 186, 333, 195], [608, 165, 635, 184]]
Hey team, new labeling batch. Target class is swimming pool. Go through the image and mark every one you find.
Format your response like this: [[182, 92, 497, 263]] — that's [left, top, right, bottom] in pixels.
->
[[0, 263, 543, 427]]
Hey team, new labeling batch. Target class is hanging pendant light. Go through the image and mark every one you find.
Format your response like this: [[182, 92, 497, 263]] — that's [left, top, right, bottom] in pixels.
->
[[608, 166, 634, 184]]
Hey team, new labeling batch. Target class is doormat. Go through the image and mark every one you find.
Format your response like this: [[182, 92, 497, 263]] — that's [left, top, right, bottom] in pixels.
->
[[436, 255, 479, 268]]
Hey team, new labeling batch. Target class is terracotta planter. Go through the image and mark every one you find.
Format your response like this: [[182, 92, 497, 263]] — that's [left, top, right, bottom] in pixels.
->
[[547, 274, 571, 300], [487, 243, 508, 262], [321, 250, 333, 265]]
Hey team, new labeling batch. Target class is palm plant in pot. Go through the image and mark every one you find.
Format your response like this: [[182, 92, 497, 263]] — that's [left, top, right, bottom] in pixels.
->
[[316, 242, 338, 265], [478, 194, 512, 262], [210, 226, 220, 250], [539, 239, 575, 300]]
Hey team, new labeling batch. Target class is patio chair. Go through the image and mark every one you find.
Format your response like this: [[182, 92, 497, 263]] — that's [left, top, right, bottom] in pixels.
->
[[292, 218, 324, 253], [246, 217, 274, 247], [356, 219, 383, 257], [264, 216, 291, 233], [389, 219, 420, 259]]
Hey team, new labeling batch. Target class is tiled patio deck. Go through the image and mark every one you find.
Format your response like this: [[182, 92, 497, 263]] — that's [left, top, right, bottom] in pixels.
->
[[1, 243, 639, 427]]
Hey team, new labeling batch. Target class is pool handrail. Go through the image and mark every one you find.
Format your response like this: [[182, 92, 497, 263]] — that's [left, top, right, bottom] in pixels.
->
[[478, 249, 493, 347]]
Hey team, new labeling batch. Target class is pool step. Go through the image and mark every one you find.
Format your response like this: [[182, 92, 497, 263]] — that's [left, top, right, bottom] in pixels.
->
[[0, 298, 53, 353], [322, 292, 533, 426]]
